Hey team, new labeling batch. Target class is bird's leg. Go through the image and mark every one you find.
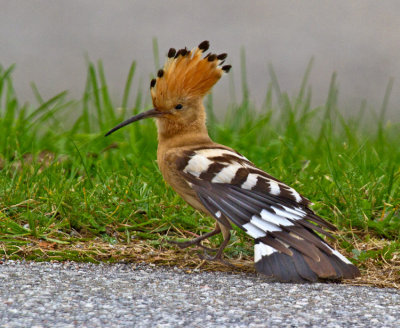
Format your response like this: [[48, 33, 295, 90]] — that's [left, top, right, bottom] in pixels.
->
[[199, 226, 237, 268], [168, 223, 221, 250]]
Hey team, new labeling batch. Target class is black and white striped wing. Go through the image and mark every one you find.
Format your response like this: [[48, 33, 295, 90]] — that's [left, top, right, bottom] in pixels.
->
[[177, 146, 360, 282]]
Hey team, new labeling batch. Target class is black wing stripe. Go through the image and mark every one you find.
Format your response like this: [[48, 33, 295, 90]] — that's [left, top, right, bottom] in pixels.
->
[[247, 167, 282, 183], [247, 168, 308, 205], [223, 190, 264, 214], [306, 212, 337, 230], [199, 162, 228, 181], [253, 177, 275, 195], [197, 193, 231, 228], [217, 197, 253, 227], [201, 192, 249, 228], [230, 167, 250, 185], [227, 186, 275, 211], [235, 186, 300, 209], [294, 219, 335, 239], [208, 154, 253, 166]]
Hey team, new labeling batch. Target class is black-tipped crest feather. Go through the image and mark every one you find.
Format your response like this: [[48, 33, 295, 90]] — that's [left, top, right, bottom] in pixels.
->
[[167, 48, 176, 58], [198, 40, 210, 51]]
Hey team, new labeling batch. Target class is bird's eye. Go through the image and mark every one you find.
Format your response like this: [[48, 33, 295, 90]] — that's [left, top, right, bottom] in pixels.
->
[[175, 104, 183, 110]]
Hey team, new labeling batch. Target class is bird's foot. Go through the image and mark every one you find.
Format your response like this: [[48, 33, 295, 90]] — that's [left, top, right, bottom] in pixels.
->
[[167, 239, 217, 251], [198, 251, 237, 269], [168, 239, 197, 249]]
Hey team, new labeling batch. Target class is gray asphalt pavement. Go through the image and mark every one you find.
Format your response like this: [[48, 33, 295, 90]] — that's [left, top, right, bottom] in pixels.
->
[[0, 261, 399, 328]]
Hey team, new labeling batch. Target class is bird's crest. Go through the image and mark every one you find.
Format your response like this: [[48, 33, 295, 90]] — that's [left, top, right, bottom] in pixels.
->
[[150, 41, 231, 109]]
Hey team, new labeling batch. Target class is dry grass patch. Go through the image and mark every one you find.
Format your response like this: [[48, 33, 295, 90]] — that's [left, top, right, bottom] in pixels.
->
[[1, 237, 398, 289]]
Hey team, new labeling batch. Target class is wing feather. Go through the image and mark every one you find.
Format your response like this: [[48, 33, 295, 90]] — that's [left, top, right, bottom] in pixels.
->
[[178, 147, 360, 281]]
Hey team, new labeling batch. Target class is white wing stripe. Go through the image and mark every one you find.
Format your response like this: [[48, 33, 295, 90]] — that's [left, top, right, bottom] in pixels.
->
[[254, 242, 277, 262], [250, 215, 282, 233], [271, 206, 303, 221], [289, 188, 302, 203], [282, 205, 307, 218], [183, 154, 213, 177], [268, 180, 281, 195], [242, 222, 266, 238], [211, 164, 242, 183], [260, 209, 293, 226], [241, 173, 259, 190]]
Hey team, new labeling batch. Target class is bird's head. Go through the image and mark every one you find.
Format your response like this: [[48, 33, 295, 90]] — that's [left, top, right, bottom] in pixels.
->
[[105, 41, 231, 139]]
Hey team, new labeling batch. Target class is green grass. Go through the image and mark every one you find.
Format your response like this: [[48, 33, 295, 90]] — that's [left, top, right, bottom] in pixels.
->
[[0, 52, 399, 273]]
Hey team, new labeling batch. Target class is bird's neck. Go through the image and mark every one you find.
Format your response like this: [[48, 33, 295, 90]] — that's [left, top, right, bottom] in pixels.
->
[[156, 106, 212, 149]]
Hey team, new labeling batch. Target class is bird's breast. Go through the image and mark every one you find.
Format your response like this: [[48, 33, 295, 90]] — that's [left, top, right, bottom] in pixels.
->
[[157, 146, 209, 213]]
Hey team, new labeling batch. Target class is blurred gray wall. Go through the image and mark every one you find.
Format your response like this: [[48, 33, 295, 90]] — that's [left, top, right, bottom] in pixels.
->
[[1, 0, 399, 118]]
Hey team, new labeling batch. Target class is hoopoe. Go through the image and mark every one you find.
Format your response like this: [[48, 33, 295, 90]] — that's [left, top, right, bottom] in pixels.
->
[[106, 41, 360, 282]]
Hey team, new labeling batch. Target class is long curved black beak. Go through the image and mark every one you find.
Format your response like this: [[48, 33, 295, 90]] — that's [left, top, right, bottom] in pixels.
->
[[105, 108, 161, 136]]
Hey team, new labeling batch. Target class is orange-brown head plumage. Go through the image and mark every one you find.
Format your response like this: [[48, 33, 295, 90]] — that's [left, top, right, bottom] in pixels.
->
[[150, 41, 231, 111]]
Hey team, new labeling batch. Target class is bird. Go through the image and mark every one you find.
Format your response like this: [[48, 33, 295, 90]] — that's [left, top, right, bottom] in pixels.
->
[[105, 41, 360, 282]]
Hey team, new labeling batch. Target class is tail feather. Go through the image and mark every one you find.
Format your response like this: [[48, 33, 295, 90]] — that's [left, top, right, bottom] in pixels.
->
[[255, 257, 274, 277], [273, 250, 308, 282], [303, 250, 337, 279], [326, 248, 361, 279], [327, 253, 351, 278], [255, 241, 360, 282], [291, 248, 318, 282], [255, 246, 308, 282]]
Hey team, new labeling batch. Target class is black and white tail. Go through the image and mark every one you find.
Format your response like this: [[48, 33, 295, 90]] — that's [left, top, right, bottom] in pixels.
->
[[254, 241, 359, 282]]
